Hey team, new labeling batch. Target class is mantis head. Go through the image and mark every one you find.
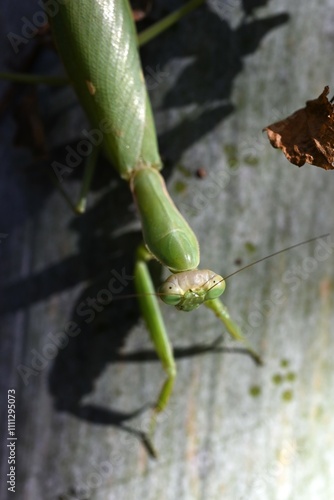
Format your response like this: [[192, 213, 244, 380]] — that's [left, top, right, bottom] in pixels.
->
[[159, 269, 226, 312]]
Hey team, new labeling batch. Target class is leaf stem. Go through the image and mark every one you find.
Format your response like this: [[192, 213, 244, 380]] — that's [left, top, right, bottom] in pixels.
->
[[137, 0, 205, 47], [0, 72, 68, 85]]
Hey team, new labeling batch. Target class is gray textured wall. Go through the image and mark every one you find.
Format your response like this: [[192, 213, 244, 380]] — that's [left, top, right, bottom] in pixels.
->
[[1, 1, 333, 499]]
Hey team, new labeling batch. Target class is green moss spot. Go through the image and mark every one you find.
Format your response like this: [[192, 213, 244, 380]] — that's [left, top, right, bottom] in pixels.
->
[[249, 385, 261, 397], [174, 180, 187, 193], [243, 155, 259, 166], [286, 372, 296, 382], [282, 390, 293, 402], [272, 373, 283, 385], [280, 359, 289, 368], [224, 144, 238, 168], [245, 242, 256, 253], [315, 406, 324, 419]]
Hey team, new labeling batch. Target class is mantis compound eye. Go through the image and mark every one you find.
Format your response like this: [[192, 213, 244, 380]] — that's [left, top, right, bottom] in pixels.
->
[[204, 275, 226, 300], [158, 281, 183, 306]]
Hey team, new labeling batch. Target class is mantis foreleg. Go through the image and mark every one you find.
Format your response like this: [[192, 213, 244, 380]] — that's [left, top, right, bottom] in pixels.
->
[[134, 245, 176, 443]]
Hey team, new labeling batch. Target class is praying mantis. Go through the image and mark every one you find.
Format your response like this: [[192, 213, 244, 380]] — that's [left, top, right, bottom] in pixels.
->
[[46, 0, 262, 445]]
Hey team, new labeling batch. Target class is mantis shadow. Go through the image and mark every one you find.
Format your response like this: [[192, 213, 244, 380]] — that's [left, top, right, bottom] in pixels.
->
[[140, 1, 289, 164]]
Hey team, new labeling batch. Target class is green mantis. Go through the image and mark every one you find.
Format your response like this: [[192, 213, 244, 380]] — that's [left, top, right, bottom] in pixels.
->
[[47, 0, 260, 446]]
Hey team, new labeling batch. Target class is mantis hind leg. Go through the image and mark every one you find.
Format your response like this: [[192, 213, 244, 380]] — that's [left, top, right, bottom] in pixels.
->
[[49, 145, 100, 214], [134, 245, 176, 448]]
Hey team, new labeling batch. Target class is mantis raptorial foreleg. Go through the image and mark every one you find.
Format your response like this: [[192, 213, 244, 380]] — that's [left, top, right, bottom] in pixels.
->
[[204, 300, 262, 365], [134, 245, 176, 439]]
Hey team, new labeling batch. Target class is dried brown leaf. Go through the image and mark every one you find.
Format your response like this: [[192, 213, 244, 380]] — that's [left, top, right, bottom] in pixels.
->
[[264, 86, 334, 170]]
